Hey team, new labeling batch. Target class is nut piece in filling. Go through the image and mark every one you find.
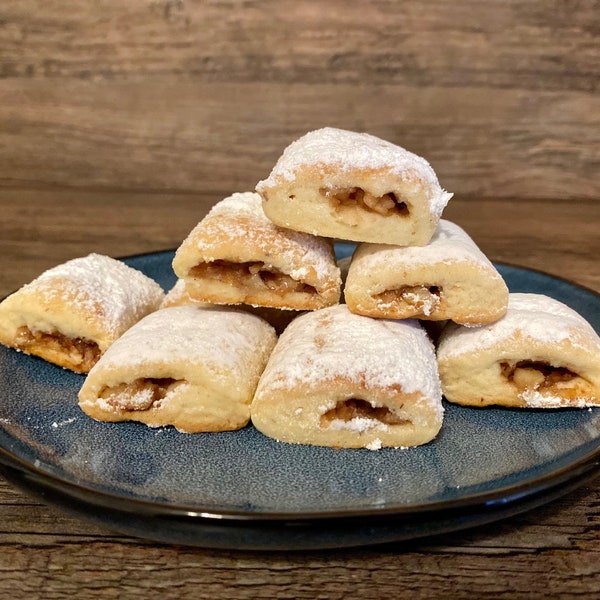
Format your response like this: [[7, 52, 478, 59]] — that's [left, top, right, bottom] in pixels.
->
[[15, 326, 100, 374]]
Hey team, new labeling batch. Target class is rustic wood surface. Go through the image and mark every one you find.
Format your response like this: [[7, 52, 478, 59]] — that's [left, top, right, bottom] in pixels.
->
[[1, 0, 600, 200], [0, 188, 599, 598]]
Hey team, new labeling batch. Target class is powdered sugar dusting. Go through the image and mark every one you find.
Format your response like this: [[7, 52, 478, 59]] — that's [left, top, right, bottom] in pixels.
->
[[20, 253, 164, 337], [520, 389, 600, 409], [328, 417, 389, 433], [355, 220, 500, 273], [438, 293, 600, 358], [182, 192, 340, 286], [256, 127, 452, 218], [90, 305, 277, 390], [255, 304, 442, 413]]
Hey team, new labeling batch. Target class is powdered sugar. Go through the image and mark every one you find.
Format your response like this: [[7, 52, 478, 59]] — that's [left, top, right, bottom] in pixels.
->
[[255, 304, 442, 413], [256, 127, 452, 218], [89, 305, 277, 391], [328, 417, 389, 433], [520, 389, 599, 409], [355, 220, 499, 272], [438, 293, 600, 358], [19, 253, 164, 337]]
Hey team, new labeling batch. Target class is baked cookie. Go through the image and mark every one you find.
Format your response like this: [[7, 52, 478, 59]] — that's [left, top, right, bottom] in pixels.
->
[[78, 305, 277, 432], [256, 127, 452, 246], [251, 304, 444, 449], [172, 192, 341, 310], [437, 293, 600, 408], [0, 254, 164, 373], [161, 278, 300, 335], [345, 220, 508, 325]]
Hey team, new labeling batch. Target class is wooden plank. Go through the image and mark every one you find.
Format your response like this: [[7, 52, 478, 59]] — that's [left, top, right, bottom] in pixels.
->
[[0, 1, 599, 198], [1, 1, 599, 91], [1, 80, 599, 199]]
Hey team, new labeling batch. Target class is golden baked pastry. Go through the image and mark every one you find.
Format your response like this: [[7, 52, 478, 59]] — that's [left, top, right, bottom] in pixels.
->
[[0, 253, 165, 373], [78, 305, 277, 432], [345, 220, 509, 325], [256, 127, 452, 246], [172, 192, 341, 310], [251, 305, 444, 449], [161, 278, 300, 335], [437, 293, 600, 408]]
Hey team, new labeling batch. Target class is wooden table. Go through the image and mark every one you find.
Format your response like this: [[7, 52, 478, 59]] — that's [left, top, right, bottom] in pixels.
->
[[0, 187, 598, 598]]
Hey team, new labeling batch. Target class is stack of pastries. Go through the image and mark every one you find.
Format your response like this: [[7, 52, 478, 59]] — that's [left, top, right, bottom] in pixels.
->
[[1, 127, 599, 448]]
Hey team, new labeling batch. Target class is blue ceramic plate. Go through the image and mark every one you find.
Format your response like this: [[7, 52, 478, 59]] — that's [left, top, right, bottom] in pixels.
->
[[0, 247, 599, 550]]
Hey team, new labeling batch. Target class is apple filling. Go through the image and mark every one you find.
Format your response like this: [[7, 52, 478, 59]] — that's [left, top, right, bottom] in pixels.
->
[[319, 187, 409, 217], [320, 398, 409, 428], [375, 285, 442, 316], [100, 377, 184, 411], [190, 260, 316, 295], [15, 325, 100, 373], [500, 360, 586, 398]]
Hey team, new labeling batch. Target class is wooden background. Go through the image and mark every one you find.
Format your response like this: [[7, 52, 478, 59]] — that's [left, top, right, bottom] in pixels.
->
[[1, 0, 599, 200], [1, 1, 600, 598]]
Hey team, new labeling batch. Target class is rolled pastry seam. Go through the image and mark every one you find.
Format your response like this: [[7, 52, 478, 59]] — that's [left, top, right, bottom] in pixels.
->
[[0, 254, 164, 373], [437, 293, 600, 408], [345, 220, 509, 325], [251, 305, 444, 449], [78, 306, 277, 432], [256, 127, 452, 246], [161, 278, 301, 335], [172, 192, 341, 311]]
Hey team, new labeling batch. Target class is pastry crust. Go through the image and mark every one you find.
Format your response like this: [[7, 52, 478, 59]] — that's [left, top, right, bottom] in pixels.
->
[[0, 254, 165, 373], [256, 127, 452, 246], [161, 278, 301, 334], [345, 220, 509, 325], [251, 305, 444, 449], [437, 293, 600, 408], [78, 305, 277, 432], [172, 192, 341, 311]]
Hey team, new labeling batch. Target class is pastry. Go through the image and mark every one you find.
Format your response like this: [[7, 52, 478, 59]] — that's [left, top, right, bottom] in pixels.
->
[[161, 278, 300, 334], [256, 127, 452, 246], [172, 192, 341, 310], [345, 220, 509, 325], [251, 304, 444, 449], [437, 293, 600, 408], [78, 305, 277, 432], [0, 253, 165, 373]]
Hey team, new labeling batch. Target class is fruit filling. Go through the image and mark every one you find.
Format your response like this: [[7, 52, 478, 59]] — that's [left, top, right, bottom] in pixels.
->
[[15, 326, 100, 373], [190, 260, 316, 295], [100, 378, 184, 411], [320, 187, 409, 217], [320, 398, 409, 427]]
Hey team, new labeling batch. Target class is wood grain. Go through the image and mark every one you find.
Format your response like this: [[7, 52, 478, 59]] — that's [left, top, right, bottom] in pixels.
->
[[1, 1, 599, 198]]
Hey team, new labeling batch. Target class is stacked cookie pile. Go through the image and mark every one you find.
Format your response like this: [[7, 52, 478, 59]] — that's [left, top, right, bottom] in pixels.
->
[[1, 127, 599, 450]]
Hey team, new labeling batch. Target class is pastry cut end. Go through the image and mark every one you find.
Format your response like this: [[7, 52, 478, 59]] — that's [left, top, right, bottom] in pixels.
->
[[499, 360, 598, 407], [319, 186, 410, 221], [13, 325, 101, 374], [184, 259, 339, 310], [98, 377, 187, 412]]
